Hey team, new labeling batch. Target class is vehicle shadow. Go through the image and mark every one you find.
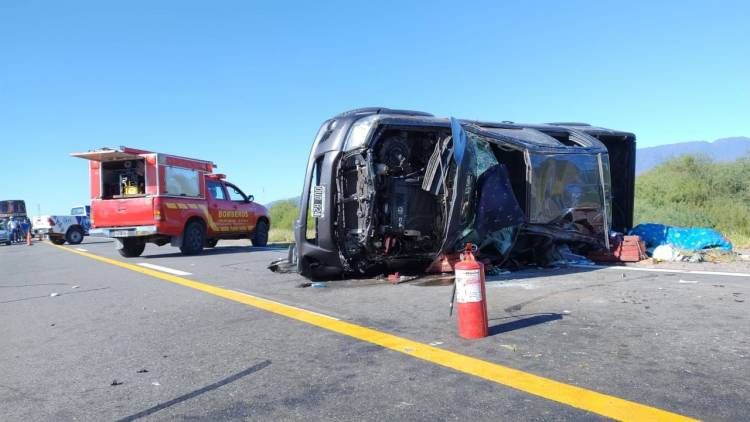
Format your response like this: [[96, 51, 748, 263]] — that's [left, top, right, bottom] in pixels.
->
[[486, 265, 603, 282], [79, 239, 116, 245], [488, 312, 562, 336], [141, 245, 287, 259]]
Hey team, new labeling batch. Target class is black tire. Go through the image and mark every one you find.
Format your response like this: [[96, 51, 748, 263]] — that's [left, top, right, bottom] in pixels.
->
[[180, 220, 205, 255], [65, 226, 84, 245], [206, 239, 219, 248], [4, 241, 10, 246], [49, 236, 66, 245], [118, 238, 146, 258], [251, 220, 269, 247]]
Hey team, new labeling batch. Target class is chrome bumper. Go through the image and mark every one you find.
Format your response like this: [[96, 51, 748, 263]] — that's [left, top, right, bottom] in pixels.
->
[[90, 225, 159, 238]]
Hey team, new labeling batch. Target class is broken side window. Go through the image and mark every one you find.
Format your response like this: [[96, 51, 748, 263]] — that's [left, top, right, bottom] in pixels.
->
[[454, 132, 526, 256]]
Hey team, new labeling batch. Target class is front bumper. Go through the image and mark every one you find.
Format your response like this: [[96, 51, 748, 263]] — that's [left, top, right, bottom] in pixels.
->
[[90, 225, 159, 238]]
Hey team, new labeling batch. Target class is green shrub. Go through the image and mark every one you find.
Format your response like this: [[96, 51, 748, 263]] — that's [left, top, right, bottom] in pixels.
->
[[267, 198, 315, 243], [634, 154, 750, 247]]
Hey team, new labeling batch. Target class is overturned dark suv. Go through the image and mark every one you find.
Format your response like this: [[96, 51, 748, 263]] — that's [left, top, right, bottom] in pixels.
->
[[292, 108, 635, 279]]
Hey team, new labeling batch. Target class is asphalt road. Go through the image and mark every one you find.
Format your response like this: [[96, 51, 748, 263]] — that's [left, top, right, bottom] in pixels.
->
[[1, 238, 749, 421]]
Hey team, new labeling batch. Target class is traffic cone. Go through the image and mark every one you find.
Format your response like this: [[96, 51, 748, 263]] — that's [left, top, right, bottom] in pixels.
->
[[26, 231, 32, 246]]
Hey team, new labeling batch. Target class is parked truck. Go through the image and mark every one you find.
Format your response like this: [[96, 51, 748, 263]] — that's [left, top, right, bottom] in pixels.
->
[[32, 205, 91, 245], [71, 147, 269, 257]]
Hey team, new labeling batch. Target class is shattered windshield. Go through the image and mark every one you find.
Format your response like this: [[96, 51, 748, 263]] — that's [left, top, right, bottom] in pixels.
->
[[527, 153, 610, 229]]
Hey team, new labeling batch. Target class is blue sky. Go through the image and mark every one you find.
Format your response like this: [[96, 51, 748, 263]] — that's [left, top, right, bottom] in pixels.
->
[[1, 1, 748, 214]]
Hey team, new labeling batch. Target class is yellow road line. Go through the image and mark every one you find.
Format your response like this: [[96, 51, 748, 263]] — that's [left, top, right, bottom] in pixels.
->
[[49, 243, 697, 422]]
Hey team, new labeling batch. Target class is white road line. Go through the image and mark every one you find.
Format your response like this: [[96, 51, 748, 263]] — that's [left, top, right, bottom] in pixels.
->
[[75, 248, 88, 252], [137, 263, 192, 276], [573, 264, 750, 278], [231, 288, 341, 321]]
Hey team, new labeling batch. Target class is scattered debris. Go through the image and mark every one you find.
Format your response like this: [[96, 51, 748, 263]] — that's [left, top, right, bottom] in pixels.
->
[[386, 272, 417, 284], [485, 266, 510, 276], [678, 280, 699, 284], [137, 369, 149, 373], [50, 323, 55, 327], [111, 380, 123, 386], [562, 310, 572, 315], [428, 341, 444, 346], [296, 282, 312, 288], [500, 344, 517, 352], [151, 381, 161, 386], [71, 285, 79, 289], [49, 292, 60, 297], [311, 282, 327, 288], [589, 235, 647, 262]]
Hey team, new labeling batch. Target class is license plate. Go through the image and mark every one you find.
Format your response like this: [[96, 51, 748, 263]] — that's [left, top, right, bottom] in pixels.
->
[[311, 185, 325, 218], [112, 230, 132, 237]]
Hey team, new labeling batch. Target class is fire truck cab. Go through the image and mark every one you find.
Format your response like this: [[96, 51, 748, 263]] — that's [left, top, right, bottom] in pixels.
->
[[72, 147, 270, 257]]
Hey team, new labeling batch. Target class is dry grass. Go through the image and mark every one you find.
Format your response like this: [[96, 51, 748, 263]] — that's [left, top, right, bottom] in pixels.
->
[[268, 228, 316, 244], [268, 228, 295, 243], [726, 232, 750, 249]]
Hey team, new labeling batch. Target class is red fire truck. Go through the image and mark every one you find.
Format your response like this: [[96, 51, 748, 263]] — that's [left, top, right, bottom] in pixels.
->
[[72, 147, 270, 257]]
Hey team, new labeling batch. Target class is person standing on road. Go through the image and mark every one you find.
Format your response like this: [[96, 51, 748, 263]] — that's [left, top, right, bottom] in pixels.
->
[[8, 217, 18, 243], [20, 218, 30, 242]]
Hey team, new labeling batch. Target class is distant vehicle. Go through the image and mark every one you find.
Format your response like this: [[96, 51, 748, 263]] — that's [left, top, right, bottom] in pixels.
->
[[1, 200, 29, 245], [0, 200, 27, 219], [72, 147, 270, 258], [0, 224, 11, 245], [33, 205, 91, 245], [292, 108, 636, 279]]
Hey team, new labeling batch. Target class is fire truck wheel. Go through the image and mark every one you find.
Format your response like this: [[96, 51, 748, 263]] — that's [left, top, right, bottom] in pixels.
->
[[206, 239, 219, 248], [65, 226, 84, 245], [49, 236, 66, 245], [180, 221, 205, 255], [251, 220, 269, 247], [118, 238, 146, 258]]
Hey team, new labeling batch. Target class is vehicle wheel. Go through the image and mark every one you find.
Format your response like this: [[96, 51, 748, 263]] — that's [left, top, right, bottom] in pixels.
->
[[5, 241, 10, 246], [65, 226, 84, 245], [49, 236, 66, 245], [118, 238, 146, 258], [206, 239, 219, 248], [251, 220, 269, 247], [180, 221, 205, 255]]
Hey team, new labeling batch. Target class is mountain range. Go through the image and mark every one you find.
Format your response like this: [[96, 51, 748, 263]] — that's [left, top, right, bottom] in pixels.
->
[[636, 137, 750, 174]]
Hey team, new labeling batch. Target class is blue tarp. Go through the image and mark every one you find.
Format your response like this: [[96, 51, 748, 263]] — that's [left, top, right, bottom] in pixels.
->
[[629, 223, 733, 251]]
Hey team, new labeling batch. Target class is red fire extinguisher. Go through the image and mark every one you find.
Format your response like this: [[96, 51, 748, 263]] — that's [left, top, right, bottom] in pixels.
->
[[454, 243, 488, 339]]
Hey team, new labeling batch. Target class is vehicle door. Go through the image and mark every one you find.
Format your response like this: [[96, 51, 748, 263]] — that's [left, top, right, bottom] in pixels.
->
[[225, 182, 257, 234], [205, 179, 237, 236]]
